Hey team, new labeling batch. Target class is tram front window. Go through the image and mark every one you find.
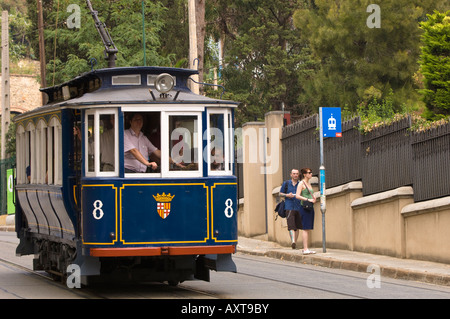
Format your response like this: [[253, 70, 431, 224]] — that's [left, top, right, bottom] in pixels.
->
[[123, 112, 161, 174], [122, 111, 201, 177]]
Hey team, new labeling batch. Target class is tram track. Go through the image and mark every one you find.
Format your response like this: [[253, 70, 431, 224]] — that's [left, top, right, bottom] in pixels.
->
[[234, 257, 365, 299], [0, 257, 104, 299], [0, 235, 217, 298], [2, 234, 449, 299], [232, 254, 450, 298], [0, 254, 218, 299]]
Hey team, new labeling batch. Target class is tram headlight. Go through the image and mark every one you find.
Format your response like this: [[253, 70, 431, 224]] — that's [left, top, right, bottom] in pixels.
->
[[155, 73, 174, 93]]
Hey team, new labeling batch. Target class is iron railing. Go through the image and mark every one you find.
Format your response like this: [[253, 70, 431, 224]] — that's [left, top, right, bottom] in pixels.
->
[[280, 116, 450, 202]]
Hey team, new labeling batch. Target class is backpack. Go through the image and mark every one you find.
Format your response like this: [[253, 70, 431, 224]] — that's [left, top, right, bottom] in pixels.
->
[[275, 181, 289, 218]]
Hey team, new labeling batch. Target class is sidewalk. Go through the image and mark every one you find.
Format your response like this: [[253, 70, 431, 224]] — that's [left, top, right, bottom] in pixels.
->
[[237, 236, 450, 287]]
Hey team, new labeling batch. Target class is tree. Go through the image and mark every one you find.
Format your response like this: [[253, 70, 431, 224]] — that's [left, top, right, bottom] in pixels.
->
[[209, 0, 316, 125], [159, 0, 189, 68], [293, 0, 449, 114], [0, 8, 33, 61], [419, 10, 450, 119], [26, 0, 174, 85]]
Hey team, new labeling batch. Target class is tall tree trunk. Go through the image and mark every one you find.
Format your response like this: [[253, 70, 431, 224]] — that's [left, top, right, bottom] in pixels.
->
[[195, 0, 205, 93]]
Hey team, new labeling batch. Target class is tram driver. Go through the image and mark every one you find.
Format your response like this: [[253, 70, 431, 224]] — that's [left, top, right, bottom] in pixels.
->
[[124, 113, 184, 173]]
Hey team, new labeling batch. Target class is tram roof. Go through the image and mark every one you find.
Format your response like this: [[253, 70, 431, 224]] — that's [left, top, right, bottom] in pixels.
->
[[37, 66, 238, 108]]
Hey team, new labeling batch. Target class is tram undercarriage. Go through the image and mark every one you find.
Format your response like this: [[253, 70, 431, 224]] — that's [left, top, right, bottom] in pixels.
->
[[16, 230, 235, 285]]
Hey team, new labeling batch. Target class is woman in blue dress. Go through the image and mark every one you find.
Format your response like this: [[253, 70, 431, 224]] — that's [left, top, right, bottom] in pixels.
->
[[295, 168, 316, 254]]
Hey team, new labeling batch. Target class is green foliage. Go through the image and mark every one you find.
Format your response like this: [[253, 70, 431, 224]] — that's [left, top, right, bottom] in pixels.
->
[[4, 0, 449, 126], [0, 8, 33, 62], [293, 0, 449, 116], [349, 90, 403, 132], [213, 0, 317, 125], [25, 0, 177, 85], [358, 92, 396, 124], [419, 10, 450, 120]]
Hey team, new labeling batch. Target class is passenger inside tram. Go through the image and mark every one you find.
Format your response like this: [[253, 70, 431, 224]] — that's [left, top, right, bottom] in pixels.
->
[[123, 112, 186, 173], [124, 112, 160, 173]]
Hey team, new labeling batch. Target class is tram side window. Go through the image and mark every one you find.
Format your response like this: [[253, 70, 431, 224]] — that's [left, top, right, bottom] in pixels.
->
[[99, 114, 115, 172], [168, 115, 199, 172], [15, 125, 26, 184], [35, 118, 63, 185], [26, 122, 35, 183], [209, 113, 225, 172], [36, 120, 48, 184], [15, 117, 62, 185], [47, 117, 62, 185], [87, 114, 95, 173], [208, 110, 233, 175], [85, 110, 118, 176]]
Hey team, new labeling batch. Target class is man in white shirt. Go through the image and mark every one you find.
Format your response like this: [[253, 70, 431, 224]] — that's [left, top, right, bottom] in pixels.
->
[[124, 113, 160, 173]]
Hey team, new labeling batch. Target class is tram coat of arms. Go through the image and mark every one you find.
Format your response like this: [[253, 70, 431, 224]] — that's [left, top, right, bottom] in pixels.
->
[[152, 192, 175, 219]]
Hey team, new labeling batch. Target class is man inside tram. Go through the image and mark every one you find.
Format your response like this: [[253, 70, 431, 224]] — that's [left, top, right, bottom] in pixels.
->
[[124, 112, 185, 173], [124, 113, 159, 173]]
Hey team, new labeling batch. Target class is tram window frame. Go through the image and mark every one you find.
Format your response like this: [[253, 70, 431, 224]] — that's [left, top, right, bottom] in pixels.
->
[[161, 111, 202, 178], [16, 117, 63, 185], [207, 108, 233, 176], [26, 122, 36, 184], [36, 119, 48, 184], [16, 125, 26, 184], [84, 108, 119, 177], [48, 116, 62, 185]]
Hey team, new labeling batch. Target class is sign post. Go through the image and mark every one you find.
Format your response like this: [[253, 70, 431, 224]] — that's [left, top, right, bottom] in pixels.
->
[[319, 107, 342, 253]]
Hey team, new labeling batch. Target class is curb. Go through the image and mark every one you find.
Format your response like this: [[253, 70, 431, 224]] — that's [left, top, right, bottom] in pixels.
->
[[237, 248, 450, 287]]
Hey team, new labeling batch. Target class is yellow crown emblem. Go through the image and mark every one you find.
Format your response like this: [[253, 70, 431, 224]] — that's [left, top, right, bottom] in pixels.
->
[[152, 192, 175, 202]]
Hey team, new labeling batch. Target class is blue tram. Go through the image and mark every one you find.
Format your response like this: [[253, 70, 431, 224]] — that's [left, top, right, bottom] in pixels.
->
[[14, 66, 238, 285]]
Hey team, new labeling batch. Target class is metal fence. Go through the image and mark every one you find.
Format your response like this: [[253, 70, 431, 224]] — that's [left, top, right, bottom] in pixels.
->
[[282, 115, 320, 178], [281, 116, 450, 203], [360, 116, 413, 196], [325, 117, 362, 188], [411, 122, 450, 202]]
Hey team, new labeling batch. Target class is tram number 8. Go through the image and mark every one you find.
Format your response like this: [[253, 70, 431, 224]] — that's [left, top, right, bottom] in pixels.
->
[[224, 198, 233, 218], [92, 200, 104, 220]]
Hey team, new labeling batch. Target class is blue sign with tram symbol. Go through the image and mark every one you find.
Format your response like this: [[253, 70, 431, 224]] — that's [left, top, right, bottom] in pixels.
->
[[321, 107, 342, 137]]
